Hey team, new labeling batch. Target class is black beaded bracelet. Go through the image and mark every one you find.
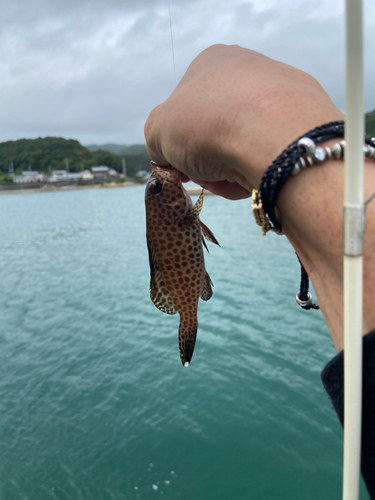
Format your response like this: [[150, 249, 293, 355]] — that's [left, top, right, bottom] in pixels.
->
[[260, 121, 343, 232], [252, 120, 375, 310], [258, 120, 375, 232]]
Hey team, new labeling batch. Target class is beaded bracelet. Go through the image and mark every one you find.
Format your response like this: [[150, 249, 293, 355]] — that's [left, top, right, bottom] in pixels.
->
[[252, 120, 375, 310], [291, 136, 375, 176]]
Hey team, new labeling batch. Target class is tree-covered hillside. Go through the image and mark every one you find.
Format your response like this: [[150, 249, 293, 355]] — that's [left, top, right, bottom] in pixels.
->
[[85, 143, 147, 156], [0, 137, 151, 177], [2, 110, 372, 180], [86, 143, 128, 155]]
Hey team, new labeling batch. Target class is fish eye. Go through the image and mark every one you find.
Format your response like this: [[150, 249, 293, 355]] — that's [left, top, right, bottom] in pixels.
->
[[149, 181, 162, 195]]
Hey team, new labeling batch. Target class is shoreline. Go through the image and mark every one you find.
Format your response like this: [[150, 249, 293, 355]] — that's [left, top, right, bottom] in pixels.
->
[[0, 182, 212, 196], [0, 181, 139, 195]]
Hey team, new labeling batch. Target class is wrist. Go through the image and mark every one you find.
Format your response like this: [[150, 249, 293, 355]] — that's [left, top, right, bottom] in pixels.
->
[[233, 120, 343, 190], [251, 122, 375, 351], [277, 156, 375, 351]]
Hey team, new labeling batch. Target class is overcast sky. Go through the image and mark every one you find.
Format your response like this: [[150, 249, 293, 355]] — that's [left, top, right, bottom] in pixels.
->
[[1, 0, 374, 146]]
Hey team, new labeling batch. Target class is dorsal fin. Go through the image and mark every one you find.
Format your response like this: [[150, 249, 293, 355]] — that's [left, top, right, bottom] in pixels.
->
[[186, 188, 204, 220]]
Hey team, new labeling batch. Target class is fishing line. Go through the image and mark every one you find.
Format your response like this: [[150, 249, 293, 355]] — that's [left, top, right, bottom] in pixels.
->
[[168, 0, 177, 86]]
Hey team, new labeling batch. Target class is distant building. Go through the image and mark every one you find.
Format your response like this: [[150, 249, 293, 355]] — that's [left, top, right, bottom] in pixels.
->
[[68, 170, 94, 181], [82, 170, 94, 180], [49, 170, 68, 182], [91, 166, 108, 179], [91, 166, 117, 180], [68, 173, 82, 180], [17, 171, 40, 183]]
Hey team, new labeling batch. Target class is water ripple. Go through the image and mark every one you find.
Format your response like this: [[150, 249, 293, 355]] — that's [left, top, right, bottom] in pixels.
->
[[0, 187, 365, 500]]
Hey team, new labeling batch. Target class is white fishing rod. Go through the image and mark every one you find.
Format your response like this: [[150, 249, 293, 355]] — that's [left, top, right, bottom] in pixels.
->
[[343, 0, 364, 498]]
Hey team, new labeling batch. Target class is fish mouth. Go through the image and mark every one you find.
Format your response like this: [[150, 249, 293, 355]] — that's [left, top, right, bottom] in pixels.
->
[[150, 160, 173, 171], [150, 161, 181, 183]]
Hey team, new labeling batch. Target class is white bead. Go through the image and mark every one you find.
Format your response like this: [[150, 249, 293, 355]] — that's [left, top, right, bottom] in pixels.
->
[[297, 137, 316, 154], [332, 143, 343, 159], [306, 156, 314, 166], [291, 163, 301, 176], [325, 147, 333, 159], [313, 147, 326, 162], [296, 292, 312, 307]]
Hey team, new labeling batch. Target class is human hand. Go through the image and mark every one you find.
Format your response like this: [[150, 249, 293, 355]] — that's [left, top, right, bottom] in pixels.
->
[[144, 44, 343, 200]]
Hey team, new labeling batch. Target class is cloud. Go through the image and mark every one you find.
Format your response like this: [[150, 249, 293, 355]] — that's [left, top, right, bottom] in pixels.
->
[[0, 0, 373, 145]]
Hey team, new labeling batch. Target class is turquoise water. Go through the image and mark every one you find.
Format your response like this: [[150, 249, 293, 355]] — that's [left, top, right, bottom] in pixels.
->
[[0, 186, 369, 499]]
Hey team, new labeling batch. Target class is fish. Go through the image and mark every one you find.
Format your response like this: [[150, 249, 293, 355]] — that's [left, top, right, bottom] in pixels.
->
[[145, 162, 220, 366]]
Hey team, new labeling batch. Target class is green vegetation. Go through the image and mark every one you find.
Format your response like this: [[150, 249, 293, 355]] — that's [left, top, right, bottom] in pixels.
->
[[86, 143, 128, 155], [365, 109, 375, 137], [0, 137, 151, 177], [85, 143, 147, 156], [2, 109, 372, 182], [0, 174, 13, 184], [85, 143, 150, 174]]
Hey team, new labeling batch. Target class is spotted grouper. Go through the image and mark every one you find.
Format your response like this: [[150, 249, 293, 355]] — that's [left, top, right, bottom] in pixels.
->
[[145, 162, 219, 366]]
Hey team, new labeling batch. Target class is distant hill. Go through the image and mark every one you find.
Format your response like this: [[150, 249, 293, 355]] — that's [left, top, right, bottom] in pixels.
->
[[0, 137, 151, 177], [366, 109, 375, 137], [1, 113, 373, 179], [122, 144, 147, 155], [85, 143, 127, 155], [85, 143, 147, 156]]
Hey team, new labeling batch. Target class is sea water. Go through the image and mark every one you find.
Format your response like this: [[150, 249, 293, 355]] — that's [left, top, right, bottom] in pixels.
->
[[0, 186, 369, 499]]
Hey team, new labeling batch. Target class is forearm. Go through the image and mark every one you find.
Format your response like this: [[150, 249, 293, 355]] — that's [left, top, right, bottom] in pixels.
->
[[273, 156, 375, 351], [145, 44, 375, 351]]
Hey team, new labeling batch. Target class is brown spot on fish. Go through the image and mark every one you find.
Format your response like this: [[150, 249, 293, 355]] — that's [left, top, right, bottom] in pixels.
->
[[145, 163, 219, 366]]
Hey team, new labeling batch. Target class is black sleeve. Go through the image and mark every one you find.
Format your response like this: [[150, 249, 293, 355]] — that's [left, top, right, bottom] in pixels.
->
[[321, 330, 375, 499]]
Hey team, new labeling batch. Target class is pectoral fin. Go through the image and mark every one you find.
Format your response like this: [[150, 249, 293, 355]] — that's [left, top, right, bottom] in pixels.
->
[[200, 272, 213, 301], [200, 220, 220, 247], [147, 235, 156, 282], [147, 236, 177, 315], [201, 235, 209, 253], [150, 273, 177, 315]]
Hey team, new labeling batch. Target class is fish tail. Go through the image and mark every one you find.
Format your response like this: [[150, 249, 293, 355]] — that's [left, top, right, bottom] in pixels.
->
[[178, 314, 198, 367]]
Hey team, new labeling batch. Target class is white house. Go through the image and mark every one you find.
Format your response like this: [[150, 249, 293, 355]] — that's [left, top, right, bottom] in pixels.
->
[[91, 166, 117, 180], [17, 171, 40, 183], [67, 170, 94, 181], [91, 166, 109, 179], [68, 173, 82, 180], [82, 170, 94, 180], [49, 170, 68, 182]]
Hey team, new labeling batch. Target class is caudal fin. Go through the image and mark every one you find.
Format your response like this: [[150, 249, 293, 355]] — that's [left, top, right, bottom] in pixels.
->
[[178, 315, 198, 367]]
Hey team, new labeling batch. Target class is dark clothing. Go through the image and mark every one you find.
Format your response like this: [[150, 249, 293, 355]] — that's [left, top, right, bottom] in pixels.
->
[[321, 330, 375, 499]]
